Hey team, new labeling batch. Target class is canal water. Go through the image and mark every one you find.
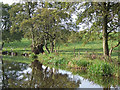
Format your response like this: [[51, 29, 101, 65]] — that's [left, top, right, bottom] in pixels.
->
[[0, 59, 119, 89]]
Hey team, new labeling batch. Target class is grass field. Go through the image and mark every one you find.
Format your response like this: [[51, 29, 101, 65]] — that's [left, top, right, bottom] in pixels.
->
[[3, 38, 119, 59], [57, 40, 119, 59], [3, 38, 32, 54]]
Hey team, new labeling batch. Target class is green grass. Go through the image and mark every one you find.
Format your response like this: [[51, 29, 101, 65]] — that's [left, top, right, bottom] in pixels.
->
[[88, 62, 114, 76], [3, 38, 32, 54], [3, 38, 119, 59], [76, 60, 91, 67], [58, 40, 119, 59]]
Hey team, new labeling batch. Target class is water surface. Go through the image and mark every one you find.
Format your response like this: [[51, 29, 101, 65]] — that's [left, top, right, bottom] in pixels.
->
[[1, 59, 119, 89]]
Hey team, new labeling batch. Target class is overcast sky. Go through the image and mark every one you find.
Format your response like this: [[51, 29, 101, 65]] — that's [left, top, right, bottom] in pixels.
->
[[2, 0, 19, 5]]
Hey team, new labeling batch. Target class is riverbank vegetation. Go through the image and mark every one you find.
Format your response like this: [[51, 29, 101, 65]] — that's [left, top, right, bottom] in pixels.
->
[[2, 38, 119, 78]]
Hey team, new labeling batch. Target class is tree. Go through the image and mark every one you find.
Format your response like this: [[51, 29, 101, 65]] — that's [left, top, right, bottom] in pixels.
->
[[35, 8, 70, 53], [20, 2, 73, 53], [9, 2, 37, 47], [2, 3, 11, 47], [2, 3, 23, 48], [76, 2, 119, 56], [68, 31, 82, 43]]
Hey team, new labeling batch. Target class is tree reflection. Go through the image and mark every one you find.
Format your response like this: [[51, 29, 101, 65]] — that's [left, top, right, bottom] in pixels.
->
[[103, 87, 110, 90], [2, 60, 29, 88], [1, 59, 5, 88], [87, 74, 118, 88], [28, 60, 80, 88], [2, 60, 80, 88]]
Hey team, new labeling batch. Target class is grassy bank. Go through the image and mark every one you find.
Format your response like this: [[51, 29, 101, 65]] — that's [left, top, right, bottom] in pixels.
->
[[2, 38, 119, 78]]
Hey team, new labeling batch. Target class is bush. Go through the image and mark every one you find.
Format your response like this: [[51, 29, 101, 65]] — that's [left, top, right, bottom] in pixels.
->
[[29, 53, 38, 59], [76, 60, 90, 67], [55, 58, 68, 66], [88, 63, 113, 76]]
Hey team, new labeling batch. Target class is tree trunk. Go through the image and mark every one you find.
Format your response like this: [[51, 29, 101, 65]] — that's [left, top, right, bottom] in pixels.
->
[[50, 41, 54, 53], [37, 44, 44, 54], [2, 42, 4, 49], [102, 2, 110, 56], [31, 27, 35, 48], [45, 39, 50, 54], [103, 15, 109, 56], [54, 40, 57, 53]]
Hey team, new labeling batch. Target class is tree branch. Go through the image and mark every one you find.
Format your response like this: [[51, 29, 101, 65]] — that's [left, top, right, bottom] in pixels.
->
[[42, 31, 55, 40], [107, 24, 118, 34], [107, 28, 115, 34], [109, 41, 120, 56]]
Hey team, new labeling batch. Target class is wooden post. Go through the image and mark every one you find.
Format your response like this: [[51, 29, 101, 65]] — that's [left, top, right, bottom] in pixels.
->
[[54, 40, 56, 53], [78, 51, 80, 58], [55, 49, 56, 53], [58, 46, 60, 53], [74, 47, 75, 57]]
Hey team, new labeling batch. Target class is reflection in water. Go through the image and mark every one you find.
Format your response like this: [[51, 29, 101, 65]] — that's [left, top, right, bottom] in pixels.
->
[[87, 75, 118, 89], [2, 60, 80, 88], [2, 60, 29, 88], [1, 59, 119, 89]]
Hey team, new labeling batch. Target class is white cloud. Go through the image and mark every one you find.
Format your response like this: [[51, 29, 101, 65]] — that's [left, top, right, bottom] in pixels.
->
[[2, 0, 20, 5]]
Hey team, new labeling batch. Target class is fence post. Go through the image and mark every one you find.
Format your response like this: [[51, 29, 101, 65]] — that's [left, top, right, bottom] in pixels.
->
[[58, 46, 60, 53], [74, 47, 75, 57], [78, 51, 80, 58]]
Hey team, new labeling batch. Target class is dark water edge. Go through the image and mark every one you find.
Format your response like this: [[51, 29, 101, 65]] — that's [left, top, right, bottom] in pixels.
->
[[0, 56, 119, 89]]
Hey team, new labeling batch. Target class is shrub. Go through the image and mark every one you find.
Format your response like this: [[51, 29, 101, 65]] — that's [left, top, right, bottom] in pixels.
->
[[55, 58, 68, 66], [76, 60, 90, 67], [101, 63, 113, 76], [29, 53, 38, 59], [88, 63, 113, 76]]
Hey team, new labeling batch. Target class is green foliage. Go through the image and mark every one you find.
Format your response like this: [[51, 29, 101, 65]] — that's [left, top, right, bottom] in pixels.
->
[[3, 31, 23, 42], [88, 62, 114, 76], [68, 31, 82, 43], [55, 58, 68, 66], [108, 32, 119, 41], [46, 56, 68, 66], [87, 75, 118, 88], [2, 4, 22, 42], [8, 2, 38, 46], [101, 63, 113, 76], [76, 60, 91, 67], [2, 3, 23, 43], [29, 53, 37, 59], [2, 3, 11, 31]]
